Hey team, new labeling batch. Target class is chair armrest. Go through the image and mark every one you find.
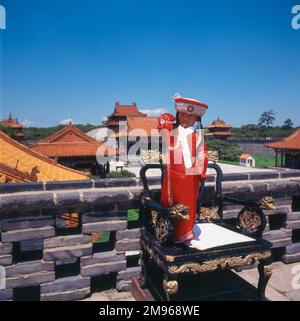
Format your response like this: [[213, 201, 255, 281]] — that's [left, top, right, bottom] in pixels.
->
[[142, 197, 189, 220], [141, 196, 189, 245], [223, 195, 267, 237], [140, 164, 164, 195], [142, 196, 169, 215], [141, 196, 174, 245]]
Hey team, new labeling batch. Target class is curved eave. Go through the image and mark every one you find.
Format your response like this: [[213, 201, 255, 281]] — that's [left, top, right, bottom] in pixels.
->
[[265, 144, 300, 151]]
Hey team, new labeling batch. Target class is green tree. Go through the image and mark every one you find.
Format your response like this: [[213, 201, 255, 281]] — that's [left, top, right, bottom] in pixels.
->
[[0, 125, 16, 138], [258, 110, 276, 128], [282, 118, 294, 130], [232, 124, 295, 138], [23, 124, 99, 142], [206, 138, 241, 162], [106, 170, 136, 178]]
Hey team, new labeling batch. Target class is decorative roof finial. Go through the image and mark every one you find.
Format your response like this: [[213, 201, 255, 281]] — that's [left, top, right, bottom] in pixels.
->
[[173, 93, 181, 99]]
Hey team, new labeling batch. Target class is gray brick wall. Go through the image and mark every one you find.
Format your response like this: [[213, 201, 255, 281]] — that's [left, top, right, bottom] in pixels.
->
[[0, 169, 300, 301]]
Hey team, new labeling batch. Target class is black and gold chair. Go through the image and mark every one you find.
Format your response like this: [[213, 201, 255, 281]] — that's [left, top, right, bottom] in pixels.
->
[[139, 163, 274, 301]]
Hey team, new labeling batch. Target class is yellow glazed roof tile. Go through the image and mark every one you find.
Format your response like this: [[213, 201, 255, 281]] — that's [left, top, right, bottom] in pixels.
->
[[0, 131, 89, 182]]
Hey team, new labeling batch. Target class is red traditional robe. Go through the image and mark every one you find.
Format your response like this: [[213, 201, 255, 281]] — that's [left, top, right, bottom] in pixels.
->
[[160, 126, 208, 243]]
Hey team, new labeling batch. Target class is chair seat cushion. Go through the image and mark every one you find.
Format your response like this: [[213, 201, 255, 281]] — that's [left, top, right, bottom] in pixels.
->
[[141, 224, 272, 266], [189, 223, 255, 251]]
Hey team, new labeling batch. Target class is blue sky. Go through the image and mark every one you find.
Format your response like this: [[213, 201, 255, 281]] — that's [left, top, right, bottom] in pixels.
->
[[0, 0, 299, 127]]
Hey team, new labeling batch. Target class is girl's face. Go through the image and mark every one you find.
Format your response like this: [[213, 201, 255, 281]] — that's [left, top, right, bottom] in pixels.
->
[[178, 112, 199, 128]]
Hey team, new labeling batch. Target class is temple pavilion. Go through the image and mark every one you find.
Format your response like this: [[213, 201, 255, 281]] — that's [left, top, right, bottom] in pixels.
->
[[0, 113, 25, 141], [206, 118, 233, 140], [265, 128, 300, 169], [103, 102, 147, 132], [102, 102, 160, 158]]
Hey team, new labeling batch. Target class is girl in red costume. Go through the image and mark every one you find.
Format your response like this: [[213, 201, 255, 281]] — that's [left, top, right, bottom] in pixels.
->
[[159, 95, 209, 245]]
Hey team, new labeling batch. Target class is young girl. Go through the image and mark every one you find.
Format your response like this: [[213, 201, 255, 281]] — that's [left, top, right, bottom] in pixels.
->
[[159, 95, 209, 245]]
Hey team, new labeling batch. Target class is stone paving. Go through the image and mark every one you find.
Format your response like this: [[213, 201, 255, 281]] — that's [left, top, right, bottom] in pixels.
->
[[236, 261, 300, 301], [126, 163, 276, 177], [80, 288, 135, 301], [81, 261, 300, 301]]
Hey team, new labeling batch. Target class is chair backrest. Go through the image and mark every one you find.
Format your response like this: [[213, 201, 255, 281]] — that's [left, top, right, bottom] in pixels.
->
[[139, 162, 224, 221], [197, 163, 224, 222], [139, 163, 165, 198]]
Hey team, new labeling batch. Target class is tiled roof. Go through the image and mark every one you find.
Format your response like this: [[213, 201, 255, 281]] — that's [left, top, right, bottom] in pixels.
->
[[31, 142, 118, 158], [31, 123, 119, 158], [240, 154, 252, 159], [265, 129, 300, 150], [1, 113, 23, 129], [0, 131, 89, 182], [207, 118, 232, 129], [112, 117, 159, 137], [111, 103, 146, 117], [127, 117, 160, 136]]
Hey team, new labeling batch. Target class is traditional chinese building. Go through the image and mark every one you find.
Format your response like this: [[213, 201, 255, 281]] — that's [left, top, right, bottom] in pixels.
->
[[206, 118, 233, 140], [110, 115, 160, 159], [104, 102, 147, 132], [102, 102, 160, 159], [265, 129, 300, 169], [115, 116, 160, 138], [0, 113, 25, 141], [30, 122, 119, 177], [0, 130, 88, 183]]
